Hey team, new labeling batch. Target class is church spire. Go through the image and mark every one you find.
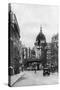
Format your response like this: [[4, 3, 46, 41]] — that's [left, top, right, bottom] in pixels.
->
[[40, 25, 42, 33]]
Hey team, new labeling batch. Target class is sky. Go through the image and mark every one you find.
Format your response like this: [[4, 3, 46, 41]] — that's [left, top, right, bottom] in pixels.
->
[[11, 3, 59, 48]]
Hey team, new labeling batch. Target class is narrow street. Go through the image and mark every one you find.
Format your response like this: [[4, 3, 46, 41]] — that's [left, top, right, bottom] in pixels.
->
[[13, 71, 58, 87]]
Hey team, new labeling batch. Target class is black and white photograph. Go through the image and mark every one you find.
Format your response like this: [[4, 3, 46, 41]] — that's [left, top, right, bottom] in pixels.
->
[[8, 3, 59, 87]]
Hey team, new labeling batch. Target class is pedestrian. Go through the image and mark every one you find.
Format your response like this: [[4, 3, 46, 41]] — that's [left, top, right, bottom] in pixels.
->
[[34, 65, 36, 74], [34, 68, 36, 74]]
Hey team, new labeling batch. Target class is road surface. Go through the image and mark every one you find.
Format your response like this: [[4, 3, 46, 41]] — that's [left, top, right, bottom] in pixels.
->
[[13, 71, 59, 87]]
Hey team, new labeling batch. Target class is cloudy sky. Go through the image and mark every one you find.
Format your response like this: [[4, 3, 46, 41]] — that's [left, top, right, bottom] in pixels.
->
[[11, 3, 59, 48]]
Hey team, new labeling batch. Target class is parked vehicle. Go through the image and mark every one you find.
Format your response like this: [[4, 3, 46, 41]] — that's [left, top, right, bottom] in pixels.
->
[[43, 66, 50, 76]]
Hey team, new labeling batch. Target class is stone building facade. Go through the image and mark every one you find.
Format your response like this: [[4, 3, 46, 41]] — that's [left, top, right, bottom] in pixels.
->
[[8, 4, 21, 75], [51, 34, 58, 70]]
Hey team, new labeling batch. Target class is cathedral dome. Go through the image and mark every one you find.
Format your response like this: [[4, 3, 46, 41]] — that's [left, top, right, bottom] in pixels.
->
[[35, 26, 46, 46], [36, 31, 46, 41]]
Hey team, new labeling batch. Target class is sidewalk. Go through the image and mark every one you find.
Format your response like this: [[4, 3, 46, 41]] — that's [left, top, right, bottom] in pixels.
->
[[10, 71, 25, 86]]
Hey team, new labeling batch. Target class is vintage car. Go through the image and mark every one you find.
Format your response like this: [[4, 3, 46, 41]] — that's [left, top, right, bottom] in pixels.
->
[[43, 65, 50, 76]]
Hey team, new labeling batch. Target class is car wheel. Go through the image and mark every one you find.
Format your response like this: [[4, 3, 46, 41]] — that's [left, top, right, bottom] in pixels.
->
[[48, 72, 50, 75], [43, 73, 45, 76]]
